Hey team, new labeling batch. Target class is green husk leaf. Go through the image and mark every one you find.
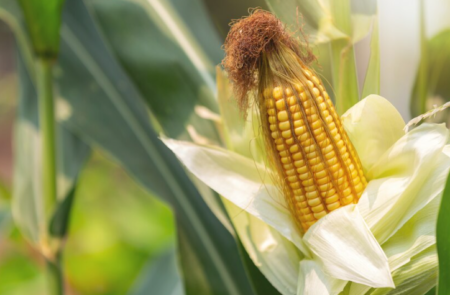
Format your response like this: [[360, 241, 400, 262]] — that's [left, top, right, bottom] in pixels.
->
[[265, 0, 376, 44], [330, 39, 359, 115], [370, 246, 437, 295], [329, 0, 359, 114], [265, 0, 346, 44], [361, 19, 380, 98]]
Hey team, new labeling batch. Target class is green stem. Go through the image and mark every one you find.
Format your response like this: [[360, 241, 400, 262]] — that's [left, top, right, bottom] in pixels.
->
[[37, 58, 57, 220], [46, 251, 64, 295], [37, 58, 63, 294]]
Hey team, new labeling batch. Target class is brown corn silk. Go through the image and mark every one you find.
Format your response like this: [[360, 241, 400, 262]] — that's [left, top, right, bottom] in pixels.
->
[[222, 10, 367, 232]]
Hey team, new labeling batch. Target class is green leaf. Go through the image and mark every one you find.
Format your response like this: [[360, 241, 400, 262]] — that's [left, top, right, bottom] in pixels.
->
[[236, 239, 282, 295], [436, 172, 450, 295], [6, 0, 256, 293], [361, 19, 380, 98], [129, 248, 184, 295], [90, 0, 220, 139], [12, 51, 90, 244], [166, 0, 223, 65], [411, 29, 450, 118], [49, 184, 76, 237], [17, 0, 65, 58]]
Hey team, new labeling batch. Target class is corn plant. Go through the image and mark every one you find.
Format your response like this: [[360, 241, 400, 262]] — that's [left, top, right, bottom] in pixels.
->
[[1, 0, 450, 294]]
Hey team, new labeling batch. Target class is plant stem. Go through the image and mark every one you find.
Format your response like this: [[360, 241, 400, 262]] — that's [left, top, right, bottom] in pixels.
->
[[37, 58, 63, 294], [46, 251, 64, 295], [37, 58, 57, 220]]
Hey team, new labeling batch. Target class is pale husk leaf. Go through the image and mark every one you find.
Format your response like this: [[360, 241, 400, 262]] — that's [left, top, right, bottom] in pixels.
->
[[224, 199, 301, 295], [297, 260, 347, 295], [357, 124, 450, 244], [303, 205, 393, 288], [341, 95, 405, 174]]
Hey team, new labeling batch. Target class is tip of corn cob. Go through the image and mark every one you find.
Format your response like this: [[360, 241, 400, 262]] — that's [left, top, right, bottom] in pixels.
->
[[222, 9, 315, 118]]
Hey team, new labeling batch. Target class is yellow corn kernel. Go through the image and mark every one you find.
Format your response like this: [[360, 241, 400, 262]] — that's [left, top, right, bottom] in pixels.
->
[[279, 121, 291, 131], [264, 69, 367, 232]]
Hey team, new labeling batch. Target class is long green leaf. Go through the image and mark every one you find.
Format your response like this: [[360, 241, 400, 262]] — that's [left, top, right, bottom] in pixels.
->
[[129, 248, 184, 295], [166, 0, 223, 65], [436, 172, 450, 295], [236, 239, 282, 295], [137, 0, 217, 91], [90, 0, 220, 140], [5, 0, 256, 293]]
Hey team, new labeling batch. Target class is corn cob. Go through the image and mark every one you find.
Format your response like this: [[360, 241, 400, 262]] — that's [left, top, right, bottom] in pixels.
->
[[222, 10, 367, 232], [262, 69, 367, 231]]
